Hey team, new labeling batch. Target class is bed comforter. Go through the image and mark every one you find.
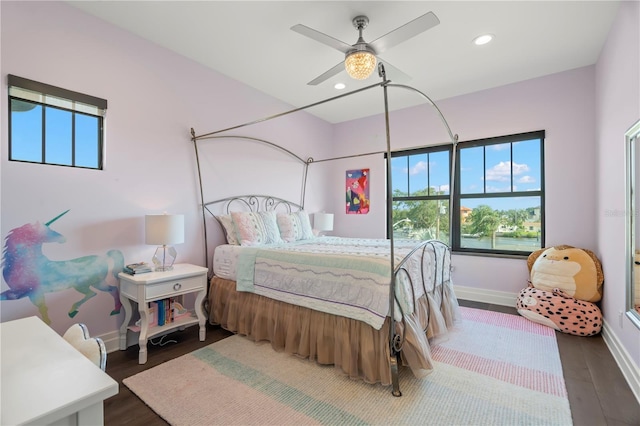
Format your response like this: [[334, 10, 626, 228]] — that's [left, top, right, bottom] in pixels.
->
[[234, 237, 434, 330]]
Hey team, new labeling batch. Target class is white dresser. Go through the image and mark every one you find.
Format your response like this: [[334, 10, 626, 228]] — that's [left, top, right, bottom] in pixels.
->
[[0, 316, 118, 425]]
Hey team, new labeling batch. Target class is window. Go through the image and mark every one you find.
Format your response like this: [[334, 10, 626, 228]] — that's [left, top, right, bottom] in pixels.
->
[[391, 147, 452, 242], [8, 75, 107, 169], [390, 131, 545, 256]]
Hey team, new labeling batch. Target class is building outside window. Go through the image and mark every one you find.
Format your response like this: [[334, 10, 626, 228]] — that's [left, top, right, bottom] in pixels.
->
[[8, 75, 107, 170]]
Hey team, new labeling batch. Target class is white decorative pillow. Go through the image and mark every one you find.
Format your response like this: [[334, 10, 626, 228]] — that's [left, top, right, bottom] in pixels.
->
[[277, 211, 315, 242], [256, 211, 283, 244], [231, 211, 283, 246], [215, 215, 239, 245]]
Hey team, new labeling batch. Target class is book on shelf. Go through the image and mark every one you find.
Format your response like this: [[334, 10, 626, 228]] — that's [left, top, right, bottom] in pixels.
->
[[123, 262, 153, 275], [157, 299, 166, 326], [128, 297, 194, 331], [157, 297, 174, 326]]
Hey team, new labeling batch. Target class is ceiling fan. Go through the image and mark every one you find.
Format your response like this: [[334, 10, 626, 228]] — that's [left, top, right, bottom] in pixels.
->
[[291, 12, 440, 85]]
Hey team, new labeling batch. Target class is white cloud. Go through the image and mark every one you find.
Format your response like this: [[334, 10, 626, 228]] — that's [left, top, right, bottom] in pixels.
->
[[486, 161, 529, 182], [517, 175, 535, 184], [409, 161, 427, 175]]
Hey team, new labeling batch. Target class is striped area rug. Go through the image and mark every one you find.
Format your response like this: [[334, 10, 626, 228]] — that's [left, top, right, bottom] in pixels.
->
[[123, 307, 572, 425]]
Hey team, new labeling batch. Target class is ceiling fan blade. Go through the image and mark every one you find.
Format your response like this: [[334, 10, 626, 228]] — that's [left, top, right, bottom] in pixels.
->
[[291, 24, 353, 54], [377, 59, 412, 84], [369, 12, 440, 54], [307, 62, 345, 86]]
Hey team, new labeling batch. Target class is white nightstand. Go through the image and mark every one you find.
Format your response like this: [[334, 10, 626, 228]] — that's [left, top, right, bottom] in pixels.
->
[[118, 263, 208, 364]]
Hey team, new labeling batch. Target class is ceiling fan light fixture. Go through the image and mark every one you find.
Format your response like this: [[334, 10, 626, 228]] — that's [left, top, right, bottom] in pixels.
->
[[345, 51, 377, 80]]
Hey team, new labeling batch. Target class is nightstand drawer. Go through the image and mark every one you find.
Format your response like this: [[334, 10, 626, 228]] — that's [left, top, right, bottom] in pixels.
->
[[146, 276, 204, 300]]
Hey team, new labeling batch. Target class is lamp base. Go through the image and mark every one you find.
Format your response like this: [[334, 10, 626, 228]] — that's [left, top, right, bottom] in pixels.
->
[[154, 265, 174, 272], [152, 245, 177, 272]]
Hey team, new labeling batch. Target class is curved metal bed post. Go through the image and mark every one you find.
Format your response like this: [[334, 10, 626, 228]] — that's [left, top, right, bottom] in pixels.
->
[[385, 83, 459, 243], [191, 81, 389, 140], [190, 128, 210, 276], [194, 135, 310, 164], [380, 66, 459, 397], [379, 65, 403, 397], [194, 134, 313, 210]]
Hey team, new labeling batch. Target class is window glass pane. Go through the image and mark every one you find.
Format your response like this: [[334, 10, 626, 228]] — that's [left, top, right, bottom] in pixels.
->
[[513, 139, 541, 192], [408, 153, 428, 196], [45, 107, 72, 166], [485, 143, 512, 193], [75, 114, 99, 168], [429, 150, 449, 195], [391, 157, 408, 196], [10, 100, 42, 162], [392, 199, 449, 243], [460, 196, 541, 251], [460, 146, 484, 194]]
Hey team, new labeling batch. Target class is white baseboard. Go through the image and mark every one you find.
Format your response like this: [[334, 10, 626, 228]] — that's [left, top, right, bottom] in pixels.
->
[[601, 319, 640, 405], [453, 284, 517, 307], [100, 330, 124, 354]]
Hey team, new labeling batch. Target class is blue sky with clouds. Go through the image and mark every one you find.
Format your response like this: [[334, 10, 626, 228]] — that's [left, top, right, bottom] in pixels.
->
[[392, 138, 541, 211]]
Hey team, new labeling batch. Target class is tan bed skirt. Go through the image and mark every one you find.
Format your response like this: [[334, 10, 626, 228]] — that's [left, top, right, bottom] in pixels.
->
[[207, 276, 458, 386]]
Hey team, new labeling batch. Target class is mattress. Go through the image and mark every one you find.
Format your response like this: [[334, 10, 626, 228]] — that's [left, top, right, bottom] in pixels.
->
[[212, 243, 244, 281]]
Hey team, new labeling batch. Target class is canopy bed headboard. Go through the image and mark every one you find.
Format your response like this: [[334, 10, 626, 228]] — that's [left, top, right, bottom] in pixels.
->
[[190, 64, 459, 397]]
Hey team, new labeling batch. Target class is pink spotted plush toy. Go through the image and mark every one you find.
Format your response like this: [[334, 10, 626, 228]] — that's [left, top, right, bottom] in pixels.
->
[[516, 245, 603, 336]]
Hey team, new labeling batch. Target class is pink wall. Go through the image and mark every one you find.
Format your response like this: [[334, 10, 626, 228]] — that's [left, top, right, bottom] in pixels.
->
[[0, 1, 333, 336], [595, 0, 640, 368]]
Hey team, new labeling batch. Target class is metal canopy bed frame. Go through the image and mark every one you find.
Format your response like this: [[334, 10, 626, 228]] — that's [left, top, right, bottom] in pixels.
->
[[190, 64, 459, 396]]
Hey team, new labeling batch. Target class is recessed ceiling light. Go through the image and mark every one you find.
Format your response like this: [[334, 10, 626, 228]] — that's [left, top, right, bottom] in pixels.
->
[[473, 34, 494, 46], [334, 83, 346, 90]]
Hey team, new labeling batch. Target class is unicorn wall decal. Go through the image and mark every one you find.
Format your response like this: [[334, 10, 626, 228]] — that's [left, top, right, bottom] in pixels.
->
[[1, 210, 124, 324]]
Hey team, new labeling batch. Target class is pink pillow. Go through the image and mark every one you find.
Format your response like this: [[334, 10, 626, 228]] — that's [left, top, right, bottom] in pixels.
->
[[516, 286, 602, 336]]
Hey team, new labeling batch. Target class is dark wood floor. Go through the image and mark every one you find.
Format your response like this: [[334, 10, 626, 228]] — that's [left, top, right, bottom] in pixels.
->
[[104, 300, 640, 425]]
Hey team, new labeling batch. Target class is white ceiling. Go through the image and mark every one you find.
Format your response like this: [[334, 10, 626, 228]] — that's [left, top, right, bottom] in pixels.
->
[[68, 1, 620, 124]]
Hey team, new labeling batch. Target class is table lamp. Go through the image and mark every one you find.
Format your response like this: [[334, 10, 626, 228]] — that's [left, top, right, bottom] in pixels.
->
[[145, 213, 184, 271], [313, 212, 334, 236]]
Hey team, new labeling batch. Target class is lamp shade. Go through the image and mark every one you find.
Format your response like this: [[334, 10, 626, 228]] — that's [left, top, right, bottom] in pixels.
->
[[313, 213, 334, 232], [345, 51, 377, 80], [145, 214, 184, 246]]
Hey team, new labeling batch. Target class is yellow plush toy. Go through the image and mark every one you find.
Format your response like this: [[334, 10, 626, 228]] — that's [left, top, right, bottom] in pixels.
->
[[528, 245, 603, 302]]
